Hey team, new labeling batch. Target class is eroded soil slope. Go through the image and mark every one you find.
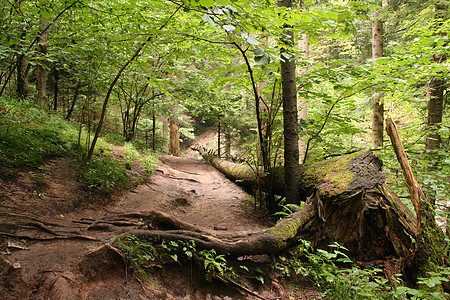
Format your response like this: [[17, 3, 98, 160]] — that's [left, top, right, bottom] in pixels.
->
[[0, 154, 307, 299]]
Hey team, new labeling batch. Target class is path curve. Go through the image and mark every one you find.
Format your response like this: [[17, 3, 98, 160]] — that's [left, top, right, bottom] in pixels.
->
[[113, 154, 268, 234]]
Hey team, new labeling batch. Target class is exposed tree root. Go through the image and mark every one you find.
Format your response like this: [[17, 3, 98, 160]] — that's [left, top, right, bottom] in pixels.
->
[[0, 231, 97, 241]]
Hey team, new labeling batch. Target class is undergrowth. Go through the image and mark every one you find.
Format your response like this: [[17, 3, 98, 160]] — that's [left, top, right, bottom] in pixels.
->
[[275, 240, 450, 299], [0, 97, 77, 176], [117, 235, 449, 299], [0, 96, 159, 193]]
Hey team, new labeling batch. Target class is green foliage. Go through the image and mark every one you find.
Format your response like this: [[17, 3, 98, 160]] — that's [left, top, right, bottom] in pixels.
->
[[75, 158, 127, 193], [0, 97, 76, 175], [116, 235, 238, 282], [198, 248, 235, 282], [116, 235, 159, 279], [275, 240, 450, 299]]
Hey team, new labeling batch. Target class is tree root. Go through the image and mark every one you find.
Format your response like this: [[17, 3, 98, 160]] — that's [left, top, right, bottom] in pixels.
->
[[0, 231, 97, 241]]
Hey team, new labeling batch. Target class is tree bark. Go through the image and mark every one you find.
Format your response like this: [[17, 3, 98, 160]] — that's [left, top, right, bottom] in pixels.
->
[[152, 110, 157, 151], [36, 18, 49, 106], [16, 54, 29, 100], [426, 75, 444, 150], [169, 115, 180, 156], [278, 0, 299, 205], [372, 8, 384, 149], [53, 64, 58, 111], [425, 3, 447, 150], [162, 114, 169, 153], [386, 117, 447, 286], [66, 83, 81, 120], [298, 32, 308, 163], [197, 149, 387, 203]]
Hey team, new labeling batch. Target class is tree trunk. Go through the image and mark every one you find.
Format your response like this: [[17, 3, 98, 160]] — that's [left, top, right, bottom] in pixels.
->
[[372, 8, 384, 149], [53, 65, 58, 111], [152, 110, 157, 151], [121, 149, 416, 262], [278, 0, 299, 205], [16, 54, 29, 100], [169, 115, 180, 156], [66, 83, 80, 120], [36, 18, 49, 106], [425, 3, 447, 150], [197, 149, 386, 203], [426, 77, 444, 150], [386, 117, 447, 287], [162, 115, 169, 153], [225, 127, 231, 159], [298, 32, 308, 163], [217, 120, 221, 158]]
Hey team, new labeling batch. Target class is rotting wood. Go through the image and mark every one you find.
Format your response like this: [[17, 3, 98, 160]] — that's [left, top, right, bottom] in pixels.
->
[[385, 117, 447, 286], [183, 148, 418, 261], [195, 147, 387, 203]]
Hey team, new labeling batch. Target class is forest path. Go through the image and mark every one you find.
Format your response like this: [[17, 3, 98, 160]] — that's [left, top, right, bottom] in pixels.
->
[[0, 153, 275, 299], [113, 154, 267, 234]]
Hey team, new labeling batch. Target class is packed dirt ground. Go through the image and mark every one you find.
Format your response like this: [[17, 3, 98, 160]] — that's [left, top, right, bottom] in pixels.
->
[[0, 149, 321, 299]]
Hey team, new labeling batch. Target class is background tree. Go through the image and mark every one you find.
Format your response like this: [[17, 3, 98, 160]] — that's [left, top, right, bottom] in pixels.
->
[[371, 2, 385, 149], [278, 0, 299, 205]]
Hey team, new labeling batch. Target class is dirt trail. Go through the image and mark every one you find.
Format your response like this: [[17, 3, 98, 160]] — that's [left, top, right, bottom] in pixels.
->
[[0, 154, 274, 299], [115, 154, 267, 234]]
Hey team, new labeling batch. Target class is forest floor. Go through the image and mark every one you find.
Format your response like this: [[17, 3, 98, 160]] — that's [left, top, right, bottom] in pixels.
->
[[0, 145, 321, 299]]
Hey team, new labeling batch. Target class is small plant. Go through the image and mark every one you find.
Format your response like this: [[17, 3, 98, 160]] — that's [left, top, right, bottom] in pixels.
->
[[198, 248, 235, 282], [116, 235, 159, 278], [75, 158, 127, 192]]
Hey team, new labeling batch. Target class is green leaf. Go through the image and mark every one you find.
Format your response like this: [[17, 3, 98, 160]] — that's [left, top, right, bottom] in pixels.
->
[[199, 0, 215, 7], [255, 274, 264, 284], [216, 0, 230, 5], [41, 11, 52, 20], [301, 14, 313, 23], [327, 11, 338, 21]]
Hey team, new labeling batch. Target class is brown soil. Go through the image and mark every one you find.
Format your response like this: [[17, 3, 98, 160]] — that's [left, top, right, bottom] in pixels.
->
[[0, 152, 320, 299]]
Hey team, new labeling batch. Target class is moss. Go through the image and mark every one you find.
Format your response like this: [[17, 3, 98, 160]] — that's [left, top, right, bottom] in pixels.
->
[[299, 151, 362, 198], [416, 200, 447, 291], [267, 203, 315, 240]]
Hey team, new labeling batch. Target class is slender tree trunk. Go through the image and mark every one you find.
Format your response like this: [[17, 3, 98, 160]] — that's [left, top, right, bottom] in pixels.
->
[[386, 117, 447, 288], [66, 83, 80, 120], [87, 6, 180, 161], [426, 3, 447, 150], [278, 0, 299, 205], [217, 120, 221, 158], [298, 32, 308, 163], [53, 65, 58, 111], [162, 115, 169, 153], [152, 110, 157, 151], [169, 115, 180, 156], [372, 8, 384, 149], [16, 54, 29, 100], [36, 18, 49, 106], [426, 77, 445, 149], [225, 128, 231, 159]]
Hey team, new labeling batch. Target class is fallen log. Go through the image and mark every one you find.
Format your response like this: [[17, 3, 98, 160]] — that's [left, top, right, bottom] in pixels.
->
[[198, 149, 386, 203], [189, 149, 417, 261], [111, 185, 415, 261]]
